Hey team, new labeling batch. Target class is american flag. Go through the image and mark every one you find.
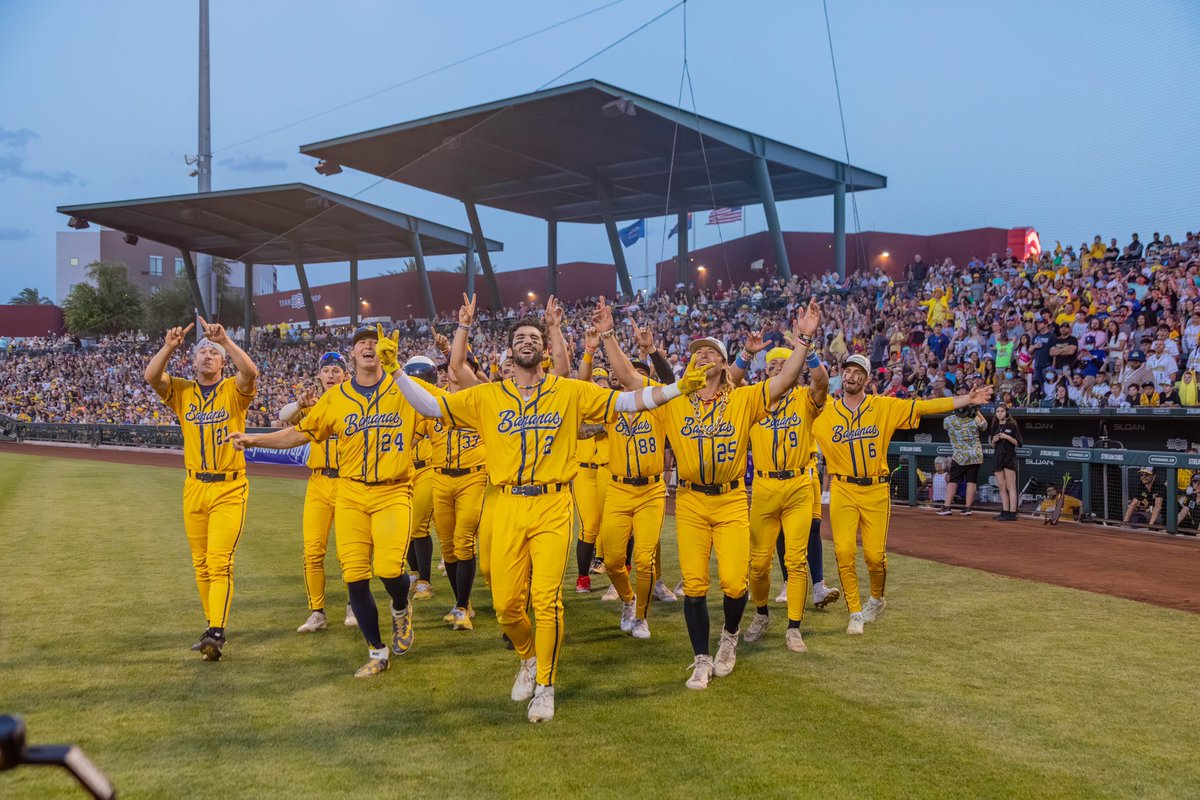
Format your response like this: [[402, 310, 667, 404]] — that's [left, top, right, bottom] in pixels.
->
[[707, 207, 743, 225]]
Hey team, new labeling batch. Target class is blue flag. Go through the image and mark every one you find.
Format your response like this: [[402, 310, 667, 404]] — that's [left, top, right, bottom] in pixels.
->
[[618, 218, 645, 247], [668, 212, 693, 239]]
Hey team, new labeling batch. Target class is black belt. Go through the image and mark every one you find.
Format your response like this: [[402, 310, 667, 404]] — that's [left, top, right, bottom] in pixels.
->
[[832, 474, 888, 486], [312, 468, 339, 478], [347, 477, 406, 487], [189, 470, 242, 483], [678, 478, 741, 496], [756, 469, 798, 480], [505, 483, 568, 496], [611, 474, 662, 486], [436, 465, 486, 477], [413, 460, 429, 470], [579, 462, 602, 470]]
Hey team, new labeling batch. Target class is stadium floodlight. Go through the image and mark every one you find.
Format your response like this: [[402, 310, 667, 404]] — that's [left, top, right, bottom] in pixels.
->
[[67, 216, 89, 230], [122, 233, 139, 246], [314, 160, 343, 176], [602, 97, 636, 118]]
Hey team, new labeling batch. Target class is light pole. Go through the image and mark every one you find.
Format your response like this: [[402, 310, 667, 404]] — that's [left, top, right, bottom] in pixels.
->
[[196, 0, 214, 326]]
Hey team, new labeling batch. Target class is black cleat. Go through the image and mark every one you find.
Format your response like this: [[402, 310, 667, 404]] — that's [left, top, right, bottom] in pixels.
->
[[190, 628, 210, 652], [199, 630, 226, 662]]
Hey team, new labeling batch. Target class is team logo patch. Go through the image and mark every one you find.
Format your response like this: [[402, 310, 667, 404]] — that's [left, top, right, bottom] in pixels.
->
[[758, 412, 802, 431], [497, 409, 562, 434], [615, 417, 653, 437], [680, 418, 735, 439], [830, 424, 879, 444], [185, 406, 229, 425], [343, 412, 403, 435]]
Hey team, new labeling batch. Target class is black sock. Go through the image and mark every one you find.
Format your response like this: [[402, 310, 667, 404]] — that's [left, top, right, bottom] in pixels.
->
[[683, 595, 710, 656], [625, 536, 634, 569], [723, 593, 748, 635], [455, 557, 476, 609], [313, 608, 324, 615], [379, 574, 411, 613], [787, 619, 801, 630], [807, 518, 824, 584], [776, 528, 788, 581], [410, 537, 434, 582], [756, 605, 769, 616], [210, 626, 225, 638], [576, 540, 595, 579], [444, 560, 459, 595], [346, 580, 382, 648]]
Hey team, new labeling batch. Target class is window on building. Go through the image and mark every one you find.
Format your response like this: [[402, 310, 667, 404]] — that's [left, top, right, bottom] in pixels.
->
[[69, 257, 79, 266], [149, 255, 163, 276], [175, 257, 185, 276]]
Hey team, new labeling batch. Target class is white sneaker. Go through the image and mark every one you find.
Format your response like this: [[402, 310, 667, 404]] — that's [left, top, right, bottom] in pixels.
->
[[713, 629, 739, 677], [821, 491, 831, 505], [620, 598, 636, 632], [527, 684, 555, 723], [673, 580, 685, 597], [847, 612, 865, 635], [685, 655, 715, 690], [813, 583, 841, 610], [653, 579, 678, 602], [511, 656, 537, 702], [344, 603, 358, 628], [437, 559, 446, 574], [744, 613, 770, 642], [785, 628, 808, 653], [601, 584, 619, 601], [630, 618, 651, 639], [296, 610, 327, 634], [775, 586, 788, 603], [862, 596, 886, 623]]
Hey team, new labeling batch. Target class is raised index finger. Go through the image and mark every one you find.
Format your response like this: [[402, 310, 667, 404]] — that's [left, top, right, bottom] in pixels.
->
[[181, 322, 195, 336]]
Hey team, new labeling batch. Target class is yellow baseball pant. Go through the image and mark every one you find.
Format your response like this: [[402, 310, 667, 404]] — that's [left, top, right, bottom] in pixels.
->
[[301, 472, 338, 611], [335, 480, 413, 583], [749, 475, 813, 622], [674, 488, 750, 599], [574, 465, 609, 553], [477, 480, 500, 585], [829, 480, 891, 613], [489, 491, 575, 687], [432, 469, 487, 563], [810, 464, 822, 520], [410, 468, 435, 541], [599, 481, 666, 619], [182, 476, 249, 629]]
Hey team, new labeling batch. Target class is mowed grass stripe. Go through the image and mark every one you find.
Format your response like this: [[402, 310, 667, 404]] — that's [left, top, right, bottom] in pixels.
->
[[0, 453, 1196, 799]]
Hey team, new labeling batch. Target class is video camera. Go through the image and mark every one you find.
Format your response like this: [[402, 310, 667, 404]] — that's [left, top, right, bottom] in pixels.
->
[[0, 715, 115, 799]]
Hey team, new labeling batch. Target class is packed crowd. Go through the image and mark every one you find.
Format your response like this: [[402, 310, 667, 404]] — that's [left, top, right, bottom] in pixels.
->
[[2, 229, 1198, 426]]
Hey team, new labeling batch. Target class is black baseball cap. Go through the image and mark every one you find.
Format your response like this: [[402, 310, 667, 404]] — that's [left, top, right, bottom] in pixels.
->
[[352, 326, 378, 345]]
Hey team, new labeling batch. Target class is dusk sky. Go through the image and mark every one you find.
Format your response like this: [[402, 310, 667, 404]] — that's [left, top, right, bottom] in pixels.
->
[[1, 0, 1196, 302]]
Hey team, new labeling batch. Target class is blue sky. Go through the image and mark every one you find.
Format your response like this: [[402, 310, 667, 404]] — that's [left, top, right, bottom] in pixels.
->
[[1, 0, 1196, 302]]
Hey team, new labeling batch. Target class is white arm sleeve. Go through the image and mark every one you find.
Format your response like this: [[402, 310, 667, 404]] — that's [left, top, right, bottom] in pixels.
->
[[279, 402, 301, 424], [393, 370, 444, 417], [612, 382, 682, 412]]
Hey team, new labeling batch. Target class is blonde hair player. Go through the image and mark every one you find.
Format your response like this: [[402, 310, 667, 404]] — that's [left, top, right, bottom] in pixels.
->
[[392, 293, 708, 723], [143, 317, 259, 662], [811, 355, 992, 634], [279, 351, 358, 634], [642, 298, 824, 689], [233, 325, 433, 677]]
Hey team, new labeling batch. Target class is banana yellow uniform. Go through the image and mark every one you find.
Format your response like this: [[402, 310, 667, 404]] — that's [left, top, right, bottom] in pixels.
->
[[427, 418, 487, 564], [155, 375, 253, 630], [575, 426, 610, 548], [600, 401, 667, 620], [409, 432, 436, 545], [808, 444, 822, 520], [653, 382, 771, 598], [477, 479, 501, 584], [301, 436, 340, 612], [438, 374, 620, 687], [748, 386, 823, 623], [296, 374, 427, 586], [811, 395, 954, 612]]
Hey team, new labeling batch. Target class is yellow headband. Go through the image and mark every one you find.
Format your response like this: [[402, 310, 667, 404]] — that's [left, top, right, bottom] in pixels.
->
[[592, 368, 609, 378], [765, 347, 792, 362]]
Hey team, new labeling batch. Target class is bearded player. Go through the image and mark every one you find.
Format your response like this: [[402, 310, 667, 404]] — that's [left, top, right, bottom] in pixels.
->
[[143, 317, 258, 662], [644, 298, 823, 689], [393, 293, 707, 722], [233, 325, 425, 677], [811, 355, 992, 634]]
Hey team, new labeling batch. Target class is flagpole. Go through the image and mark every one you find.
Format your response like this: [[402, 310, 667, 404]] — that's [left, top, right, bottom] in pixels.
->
[[644, 221, 649, 294]]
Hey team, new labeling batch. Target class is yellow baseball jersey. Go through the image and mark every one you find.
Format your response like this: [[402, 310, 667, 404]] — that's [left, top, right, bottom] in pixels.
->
[[654, 382, 770, 485], [296, 373, 435, 483], [157, 376, 253, 473], [305, 436, 338, 470], [749, 386, 823, 472], [812, 396, 954, 478], [412, 425, 435, 468], [438, 374, 619, 486], [577, 428, 610, 466], [424, 415, 486, 470], [607, 411, 664, 479]]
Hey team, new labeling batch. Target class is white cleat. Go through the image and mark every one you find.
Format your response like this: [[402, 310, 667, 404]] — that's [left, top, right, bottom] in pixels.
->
[[437, 559, 446, 574], [673, 580, 685, 597], [775, 586, 788, 603], [619, 598, 636, 632], [511, 656, 537, 702], [653, 579, 678, 602], [344, 603, 358, 628], [862, 596, 886, 623], [685, 655, 715, 690], [296, 610, 327, 634], [847, 612, 865, 635], [527, 684, 555, 723], [630, 618, 651, 639], [785, 628, 808, 653], [743, 613, 770, 642], [601, 584, 619, 601], [813, 583, 841, 610], [713, 629, 739, 677]]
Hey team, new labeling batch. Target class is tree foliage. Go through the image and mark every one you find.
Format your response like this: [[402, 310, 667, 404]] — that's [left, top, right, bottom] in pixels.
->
[[63, 262, 144, 335], [143, 257, 255, 334], [9, 287, 52, 305]]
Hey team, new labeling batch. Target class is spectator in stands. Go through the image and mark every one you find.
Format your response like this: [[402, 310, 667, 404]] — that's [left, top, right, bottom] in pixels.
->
[[1119, 350, 1153, 391], [1179, 369, 1198, 407], [1124, 467, 1165, 528], [939, 388, 987, 516], [1146, 339, 1178, 387], [1138, 382, 1160, 407], [1050, 382, 1077, 408]]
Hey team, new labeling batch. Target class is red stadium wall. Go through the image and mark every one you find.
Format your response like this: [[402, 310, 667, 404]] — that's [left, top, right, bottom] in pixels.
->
[[0, 305, 66, 337]]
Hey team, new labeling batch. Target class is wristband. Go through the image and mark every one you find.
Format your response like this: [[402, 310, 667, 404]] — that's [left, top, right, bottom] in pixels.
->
[[734, 353, 749, 370], [457, 323, 471, 331], [806, 353, 821, 369], [599, 330, 616, 340], [582, 351, 594, 364]]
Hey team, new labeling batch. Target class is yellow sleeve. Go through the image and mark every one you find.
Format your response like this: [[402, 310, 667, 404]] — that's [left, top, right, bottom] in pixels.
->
[[577, 379, 620, 424], [295, 390, 336, 443], [157, 376, 189, 416], [440, 383, 484, 430], [737, 380, 771, 424], [897, 397, 955, 430], [227, 376, 254, 413]]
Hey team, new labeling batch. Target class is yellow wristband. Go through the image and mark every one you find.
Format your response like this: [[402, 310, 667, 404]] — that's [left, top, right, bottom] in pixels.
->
[[583, 352, 594, 363]]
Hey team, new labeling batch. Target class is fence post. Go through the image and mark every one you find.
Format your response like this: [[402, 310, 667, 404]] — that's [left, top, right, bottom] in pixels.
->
[[1080, 462, 1092, 518], [1166, 467, 1178, 534], [907, 454, 918, 507]]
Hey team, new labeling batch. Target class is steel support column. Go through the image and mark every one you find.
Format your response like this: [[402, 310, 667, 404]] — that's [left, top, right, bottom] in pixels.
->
[[409, 230, 438, 319], [349, 256, 359, 327], [547, 220, 558, 298], [179, 250, 210, 322], [753, 155, 792, 280], [294, 262, 319, 329], [595, 184, 634, 298], [833, 180, 846, 280], [677, 209, 688, 289], [465, 240, 476, 298], [243, 261, 253, 345], [463, 201, 502, 309]]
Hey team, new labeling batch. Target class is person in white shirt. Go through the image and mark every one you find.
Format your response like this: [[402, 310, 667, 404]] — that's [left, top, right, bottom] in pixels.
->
[[1146, 340, 1178, 387]]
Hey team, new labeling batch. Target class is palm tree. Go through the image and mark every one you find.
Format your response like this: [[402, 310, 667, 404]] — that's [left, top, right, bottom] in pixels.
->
[[9, 287, 51, 305]]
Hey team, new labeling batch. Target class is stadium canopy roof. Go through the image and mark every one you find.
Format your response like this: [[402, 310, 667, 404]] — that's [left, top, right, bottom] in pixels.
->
[[299, 79, 886, 292], [57, 183, 501, 326]]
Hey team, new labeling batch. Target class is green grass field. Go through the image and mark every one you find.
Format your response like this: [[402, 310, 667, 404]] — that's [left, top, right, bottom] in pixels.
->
[[1, 451, 1197, 799]]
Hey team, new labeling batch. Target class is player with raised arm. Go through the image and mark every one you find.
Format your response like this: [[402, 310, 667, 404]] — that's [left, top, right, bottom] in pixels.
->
[[143, 317, 258, 662], [390, 293, 708, 722]]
